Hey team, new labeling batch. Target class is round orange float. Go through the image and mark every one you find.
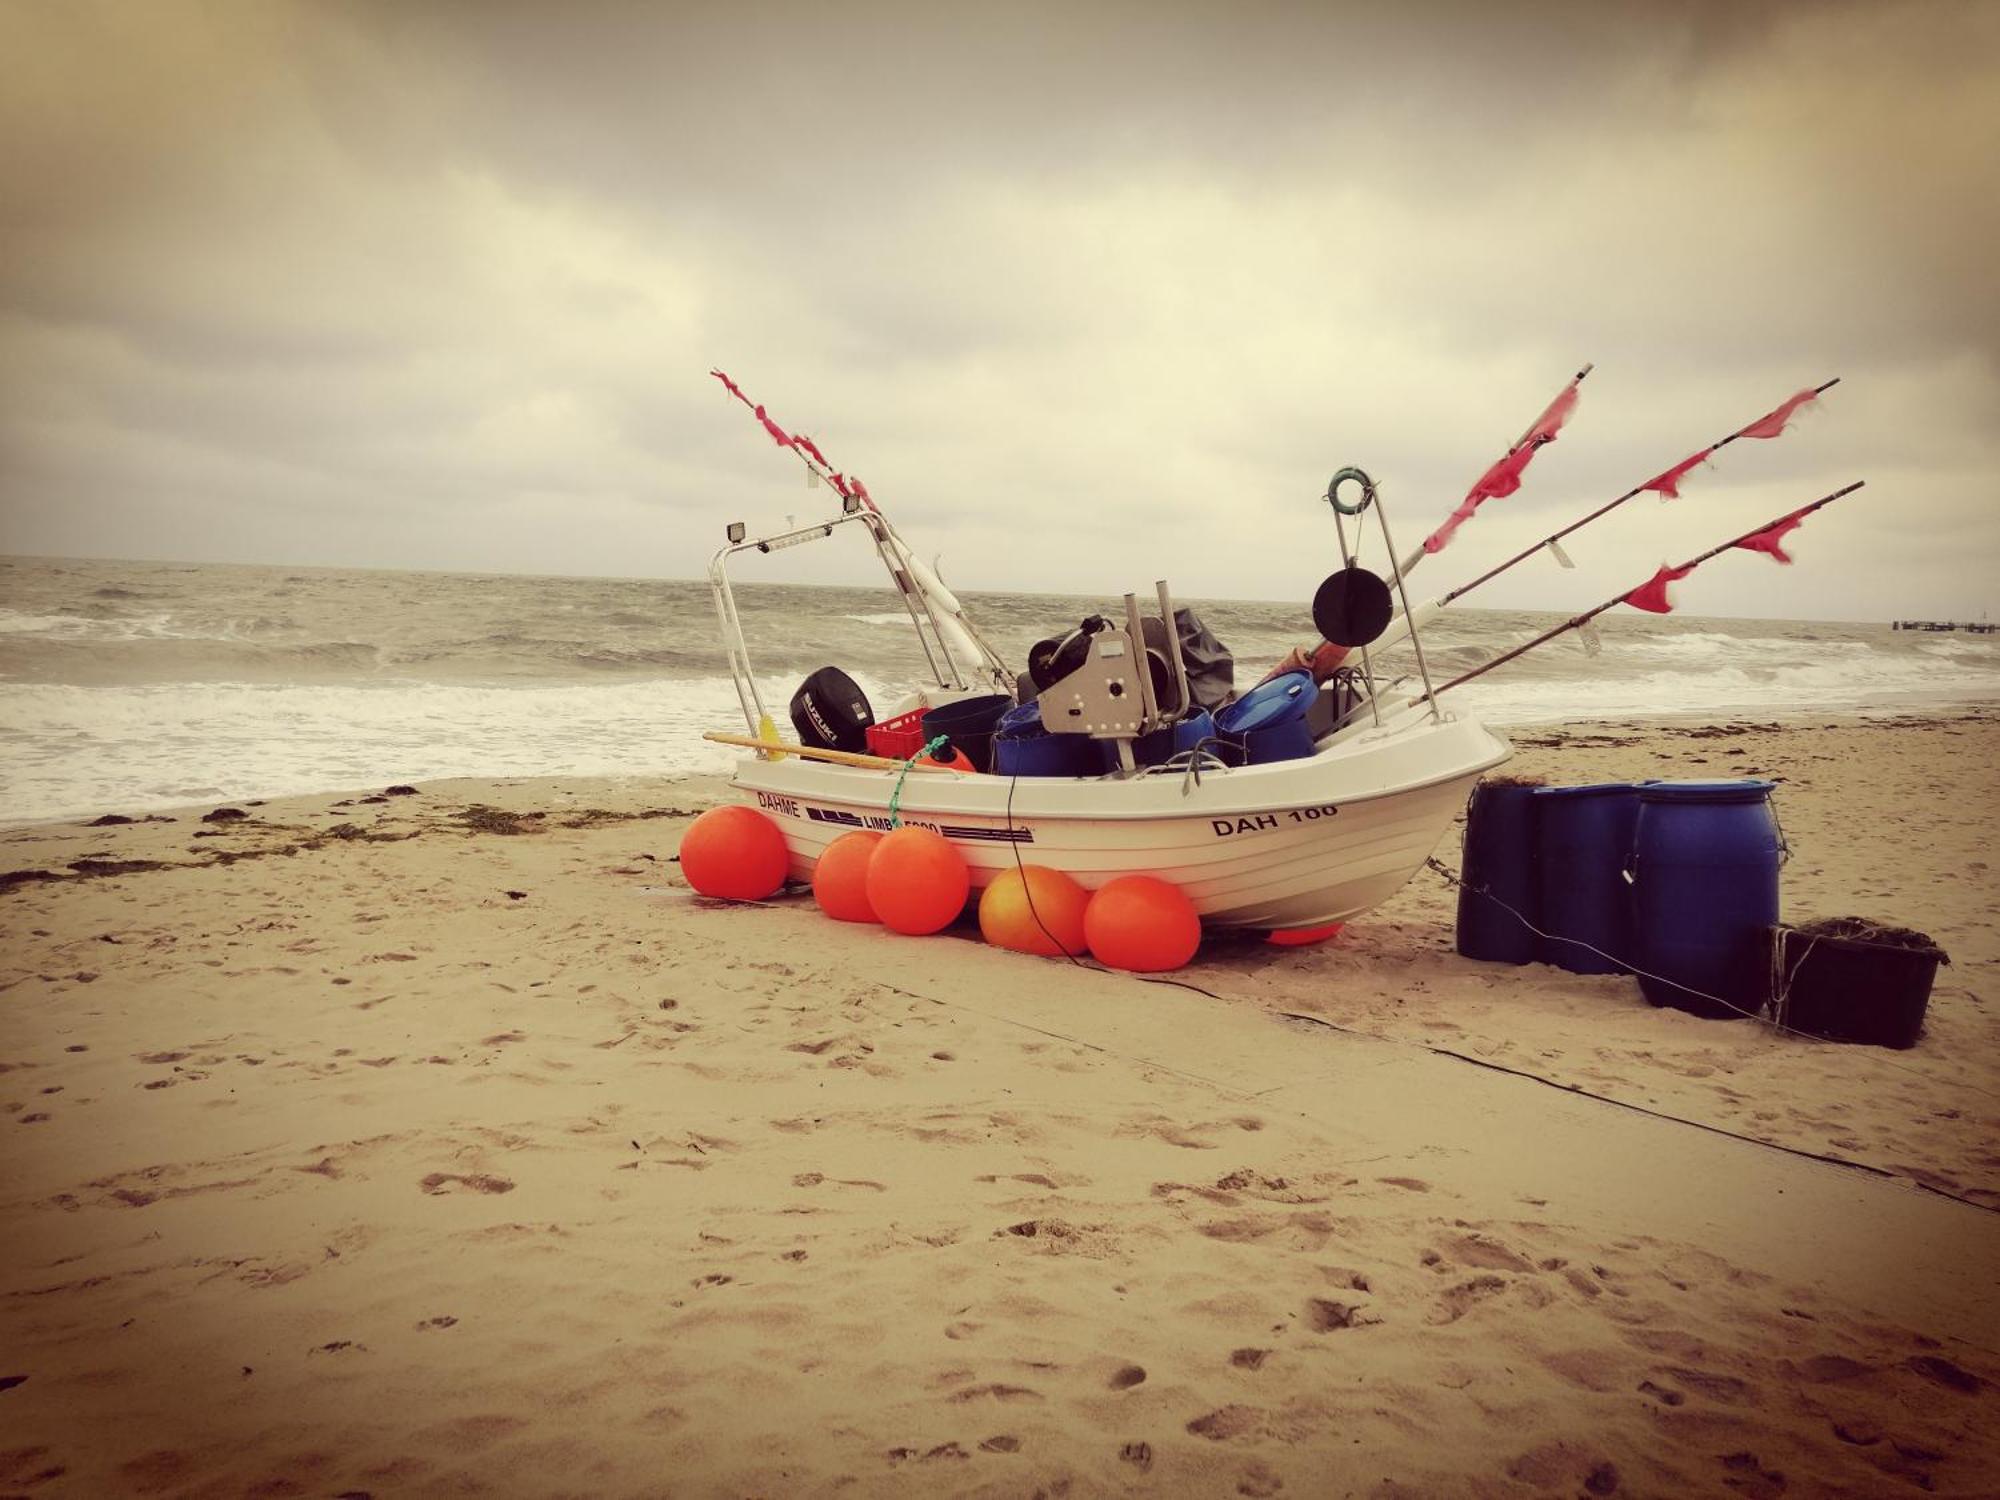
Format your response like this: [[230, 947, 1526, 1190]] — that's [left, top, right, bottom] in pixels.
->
[[1084, 874, 1202, 972], [678, 804, 790, 901], [866, 826, 970, 935], [1266, 922, 1345, 947], [978, 864, 1089, 957], [812, 830, 883, 923]]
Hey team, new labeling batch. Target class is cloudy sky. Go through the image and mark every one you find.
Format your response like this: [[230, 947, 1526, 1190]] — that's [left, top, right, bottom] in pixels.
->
[[2, 0, 1995, 620]]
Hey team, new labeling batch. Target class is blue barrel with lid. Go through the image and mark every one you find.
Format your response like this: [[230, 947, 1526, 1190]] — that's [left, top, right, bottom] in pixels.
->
[[1215, 671, 1318, 765], [1630, 779, 1781, 1020], [1455, 779, 1541, 964], [993, 701, 1101, 778], [1533, 782, 1647, 974]]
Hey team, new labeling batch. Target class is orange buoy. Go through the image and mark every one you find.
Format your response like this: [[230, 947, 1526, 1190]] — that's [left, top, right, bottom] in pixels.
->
[[866, 826, 970, 935], [1084, 874, 1202, 972], [914, 746, 975, 773], [679, 804, 790, 901], [812, 830, 883, 923], [1267, 921, 1345, 947], [978, 864, 1089, 957]]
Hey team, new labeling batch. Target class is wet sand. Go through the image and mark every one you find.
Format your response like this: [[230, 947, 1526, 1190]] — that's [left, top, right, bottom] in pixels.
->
[[2, 711, 1996, 1496]]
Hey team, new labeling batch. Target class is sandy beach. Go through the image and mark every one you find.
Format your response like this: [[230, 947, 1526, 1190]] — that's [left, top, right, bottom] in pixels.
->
[[3, 710, 1996, 1497]]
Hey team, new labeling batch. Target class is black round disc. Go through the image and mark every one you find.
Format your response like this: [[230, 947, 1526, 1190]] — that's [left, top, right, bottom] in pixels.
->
[[1312, 566, 1394, 647]]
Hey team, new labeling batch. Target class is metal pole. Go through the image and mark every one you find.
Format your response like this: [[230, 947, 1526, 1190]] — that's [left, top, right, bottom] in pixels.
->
[[1366, 476, 1441, 721]]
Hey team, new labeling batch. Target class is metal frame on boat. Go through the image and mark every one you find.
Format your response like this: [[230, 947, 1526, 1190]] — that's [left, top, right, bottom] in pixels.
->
[[706, 477, 1510, 931]]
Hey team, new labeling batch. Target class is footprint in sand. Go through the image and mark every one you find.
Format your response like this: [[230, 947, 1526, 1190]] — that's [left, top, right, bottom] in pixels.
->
[[1427, 1275, 1508, 1325], [1187, 1406, 1262, 1441], [418, 1173, 514, 1196], [1307, 1297, 1380, 1331], [1108, 1365, 1147, 1390], [978, 1435, 1020, 1453]]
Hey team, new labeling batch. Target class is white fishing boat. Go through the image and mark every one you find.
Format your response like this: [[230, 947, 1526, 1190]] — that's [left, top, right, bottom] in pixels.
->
[[705, 465, 1510, 932]]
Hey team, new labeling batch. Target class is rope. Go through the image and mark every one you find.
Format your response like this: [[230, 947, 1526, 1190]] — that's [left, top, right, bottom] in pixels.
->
[[886, 734, 949, 829], [978, 794, 1998, 1214]]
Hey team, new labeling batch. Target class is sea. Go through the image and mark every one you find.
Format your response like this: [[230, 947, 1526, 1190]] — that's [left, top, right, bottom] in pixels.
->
[[4, 554, 1998, 826]]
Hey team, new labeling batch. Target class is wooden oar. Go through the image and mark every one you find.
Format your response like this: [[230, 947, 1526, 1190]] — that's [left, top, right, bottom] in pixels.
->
[[702, 731, 961, 773]]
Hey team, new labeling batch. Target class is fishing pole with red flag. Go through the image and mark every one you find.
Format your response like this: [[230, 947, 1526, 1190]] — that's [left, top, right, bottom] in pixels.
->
[[1421, 479, 1864, 699], [708, 368, 1011, 691], [1429, 376, 1840, 610], [1401, 363, 1593, 571]]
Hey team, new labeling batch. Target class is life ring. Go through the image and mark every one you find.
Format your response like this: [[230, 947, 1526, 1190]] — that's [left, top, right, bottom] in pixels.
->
[[1326, 466, 1376, 516]]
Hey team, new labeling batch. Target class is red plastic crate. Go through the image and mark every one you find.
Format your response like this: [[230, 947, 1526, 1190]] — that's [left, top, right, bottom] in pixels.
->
[[865, 708, 928, 759]]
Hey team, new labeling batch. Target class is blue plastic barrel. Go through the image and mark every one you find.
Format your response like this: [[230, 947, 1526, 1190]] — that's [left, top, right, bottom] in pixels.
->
[[1533, 782, 1647, 974], [1455, 780, 1541, 964], [1630, 780, 1781, 1020], [1215, 671, 1318, 765], [993, 701, 1100, 777]]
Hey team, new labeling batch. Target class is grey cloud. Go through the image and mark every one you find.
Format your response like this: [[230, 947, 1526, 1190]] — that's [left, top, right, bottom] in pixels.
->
[[1, 0, 1995, 615]]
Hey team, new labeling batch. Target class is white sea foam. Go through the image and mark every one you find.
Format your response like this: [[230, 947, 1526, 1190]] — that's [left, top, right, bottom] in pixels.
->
[[1453, 652, 2000, 727], [0, 670, 933, 825]]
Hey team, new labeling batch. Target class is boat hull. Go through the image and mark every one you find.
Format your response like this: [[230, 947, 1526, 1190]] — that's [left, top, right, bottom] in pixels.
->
[[729, 709, 1510, 929]]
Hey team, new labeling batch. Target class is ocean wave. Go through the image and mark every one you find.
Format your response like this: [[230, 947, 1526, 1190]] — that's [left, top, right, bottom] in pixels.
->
[[1917, 635, 1999, 658], [0, 673, 897, 824]]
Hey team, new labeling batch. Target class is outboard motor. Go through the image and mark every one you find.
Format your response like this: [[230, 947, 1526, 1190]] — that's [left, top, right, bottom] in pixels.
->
[[790, 666, 874, 753]]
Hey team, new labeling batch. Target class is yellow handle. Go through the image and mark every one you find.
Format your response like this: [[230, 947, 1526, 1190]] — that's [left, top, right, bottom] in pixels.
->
[[704, 731, 960, 773]]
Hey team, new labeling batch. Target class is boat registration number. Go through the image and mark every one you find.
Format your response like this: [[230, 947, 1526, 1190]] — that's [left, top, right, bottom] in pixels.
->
[[1211, 805, 1340, 837]]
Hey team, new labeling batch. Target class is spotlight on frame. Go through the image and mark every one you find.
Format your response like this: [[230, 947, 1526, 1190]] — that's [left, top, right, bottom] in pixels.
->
[[726, 521, 746, 544]]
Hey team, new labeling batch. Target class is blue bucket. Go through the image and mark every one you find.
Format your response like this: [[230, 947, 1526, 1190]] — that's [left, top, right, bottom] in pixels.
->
[[993, 701, 1101, 778], [1533, 782, 1648, 975], [1631, 780, 1781, 1020], [1215, 671, 1318, 765]]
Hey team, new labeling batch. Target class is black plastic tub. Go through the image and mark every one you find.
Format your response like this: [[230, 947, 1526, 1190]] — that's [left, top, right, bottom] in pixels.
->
[[1772, 918, 1949, 1050], [920, 694, 1012, 774]]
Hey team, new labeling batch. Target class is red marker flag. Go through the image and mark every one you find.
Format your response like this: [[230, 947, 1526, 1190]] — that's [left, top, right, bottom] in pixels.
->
[[1641, 447, 1714, 500], [1734, 506, 1812, 564], [753, 404, 795, 449], [794, 434, 830, 468], [1421, 369, 1587, 555], [1740, 388, 1820, 440], [1623, 562, 1695, 614], [710, 369, 748, 404], [1522, 381, 1582, 446]]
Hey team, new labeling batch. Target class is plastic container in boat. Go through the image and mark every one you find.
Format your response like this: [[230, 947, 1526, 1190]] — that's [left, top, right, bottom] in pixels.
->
[[993, 701, 1101, 778], [1630, 779, 1780, 1019], [1772, 919, 1947, 1049], [1454, 779, 1542, 965], [1533, 782, 1647, 975], [1101, 708, 1218, 773], [919, 694, 1012, 774], [1215, 672, 1318, 766]]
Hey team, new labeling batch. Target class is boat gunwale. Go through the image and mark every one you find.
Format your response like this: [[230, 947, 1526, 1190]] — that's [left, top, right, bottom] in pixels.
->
[[729, 727, 1511, 824]]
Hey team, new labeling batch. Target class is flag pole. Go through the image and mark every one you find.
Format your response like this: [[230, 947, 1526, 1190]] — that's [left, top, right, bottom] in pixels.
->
[[1420, 480, 1865, 700], [1433, 376, 1841, 610]]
